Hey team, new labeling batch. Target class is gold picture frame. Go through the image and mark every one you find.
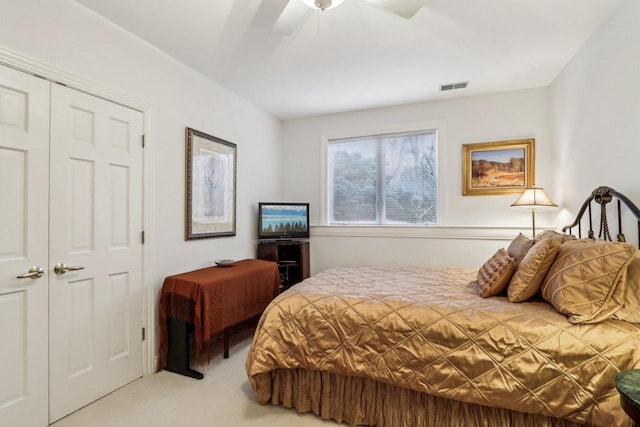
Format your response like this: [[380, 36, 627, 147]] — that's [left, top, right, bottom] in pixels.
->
[[185, 127, 237, 239], [462, 139, 534, 196]]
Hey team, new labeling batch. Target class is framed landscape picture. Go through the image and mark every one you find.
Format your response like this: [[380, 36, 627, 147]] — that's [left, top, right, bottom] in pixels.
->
[[185, 127, 237, 239], [462, 139, 534, 196]]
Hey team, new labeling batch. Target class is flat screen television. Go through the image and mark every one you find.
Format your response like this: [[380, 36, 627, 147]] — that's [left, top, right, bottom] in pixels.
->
[[258, 202, 309, 240]]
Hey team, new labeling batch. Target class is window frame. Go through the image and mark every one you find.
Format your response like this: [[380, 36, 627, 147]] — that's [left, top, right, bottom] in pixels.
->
[[321, 122, 446, 228]]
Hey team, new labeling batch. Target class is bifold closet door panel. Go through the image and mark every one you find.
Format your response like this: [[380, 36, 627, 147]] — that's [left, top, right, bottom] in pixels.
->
[[0, 65, 50, 427], [48, 84, 145, 423]]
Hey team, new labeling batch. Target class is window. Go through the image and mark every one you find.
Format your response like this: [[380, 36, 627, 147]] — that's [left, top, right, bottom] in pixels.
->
[[327, 129, 438, 225]]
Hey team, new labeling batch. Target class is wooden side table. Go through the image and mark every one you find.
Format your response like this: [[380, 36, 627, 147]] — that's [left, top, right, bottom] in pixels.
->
[[616, 370, 640, 425], [158, 259, 280, 378]]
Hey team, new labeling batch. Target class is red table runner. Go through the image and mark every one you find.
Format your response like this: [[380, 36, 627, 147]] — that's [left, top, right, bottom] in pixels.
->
[[158, 259, 280, 368]]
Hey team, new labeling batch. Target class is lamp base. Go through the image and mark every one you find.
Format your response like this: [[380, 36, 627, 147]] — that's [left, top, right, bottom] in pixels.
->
[[531, 209, 536, 238]]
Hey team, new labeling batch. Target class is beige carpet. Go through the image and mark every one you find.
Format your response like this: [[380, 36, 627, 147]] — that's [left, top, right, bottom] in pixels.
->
[[51, 335, 334, 427]]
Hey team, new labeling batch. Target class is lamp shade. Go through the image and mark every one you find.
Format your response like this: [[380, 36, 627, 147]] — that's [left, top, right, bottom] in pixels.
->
[[511, 187, 557, 210]]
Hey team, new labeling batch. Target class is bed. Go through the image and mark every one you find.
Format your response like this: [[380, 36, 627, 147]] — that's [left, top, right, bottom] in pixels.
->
[[246, 186, 640, 426]]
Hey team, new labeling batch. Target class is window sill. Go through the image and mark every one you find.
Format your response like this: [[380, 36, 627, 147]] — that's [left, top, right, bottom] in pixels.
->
[[310, 225, 555, 240]]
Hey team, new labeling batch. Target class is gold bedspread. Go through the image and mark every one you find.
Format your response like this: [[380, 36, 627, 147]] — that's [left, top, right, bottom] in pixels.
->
[[246, 265, 640, 426]]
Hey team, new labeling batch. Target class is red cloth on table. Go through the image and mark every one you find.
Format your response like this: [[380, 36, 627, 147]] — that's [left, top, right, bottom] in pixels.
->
[[158, 259, 280, 369]]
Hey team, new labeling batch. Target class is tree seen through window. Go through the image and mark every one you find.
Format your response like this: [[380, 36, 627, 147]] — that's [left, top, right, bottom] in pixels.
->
[[328, 130, 437, 224]]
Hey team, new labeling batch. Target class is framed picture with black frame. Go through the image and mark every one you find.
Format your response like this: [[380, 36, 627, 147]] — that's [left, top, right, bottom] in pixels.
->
[[185, 127, 237, 239]]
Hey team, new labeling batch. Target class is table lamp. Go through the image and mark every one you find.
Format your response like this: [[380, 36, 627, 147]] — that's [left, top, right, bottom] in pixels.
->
[[511, 187, 558, 237]]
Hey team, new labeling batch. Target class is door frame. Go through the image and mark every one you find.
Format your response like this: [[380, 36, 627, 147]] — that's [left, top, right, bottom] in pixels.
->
[[0, 46, 156, 376]]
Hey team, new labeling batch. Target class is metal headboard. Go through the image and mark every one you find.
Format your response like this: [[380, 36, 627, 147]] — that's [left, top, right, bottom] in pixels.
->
[[562, 186, 640, 243]]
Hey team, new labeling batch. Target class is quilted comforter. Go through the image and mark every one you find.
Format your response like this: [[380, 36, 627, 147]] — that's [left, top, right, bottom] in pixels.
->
[[246, 265, 640, 426]]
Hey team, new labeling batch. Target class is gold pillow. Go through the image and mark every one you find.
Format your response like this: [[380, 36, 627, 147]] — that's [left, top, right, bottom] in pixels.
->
[[476, 248, 516, 298], [613, 253, 640, 323], [507, 233, 534, 267], [541, 239, 637, 324], [534, 230, 577, 244], [508, 239, 561, 303]]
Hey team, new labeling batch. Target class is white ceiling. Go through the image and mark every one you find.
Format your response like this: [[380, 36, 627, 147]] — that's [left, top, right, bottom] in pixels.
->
[[73, 0, 622, 120]]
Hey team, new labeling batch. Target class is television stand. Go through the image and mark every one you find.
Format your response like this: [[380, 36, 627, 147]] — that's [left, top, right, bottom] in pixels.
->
[[257, 240, 309, 290]]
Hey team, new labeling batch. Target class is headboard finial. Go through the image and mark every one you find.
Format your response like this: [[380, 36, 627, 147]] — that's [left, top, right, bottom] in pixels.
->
[[592, 186, 614, 205]]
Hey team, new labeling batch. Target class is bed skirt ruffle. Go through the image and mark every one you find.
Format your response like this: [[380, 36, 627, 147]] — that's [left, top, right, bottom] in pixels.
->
[[269, 368, 587, 427]]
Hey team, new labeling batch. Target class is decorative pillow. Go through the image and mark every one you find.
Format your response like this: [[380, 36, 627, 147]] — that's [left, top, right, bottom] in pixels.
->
[[506, 233, 535, 267], [613, 253, 640, 323], [476, 248, 516, 298], [541, 239, 637, 324], [534, 230, 577, 244], [508, 239, 561, 303]]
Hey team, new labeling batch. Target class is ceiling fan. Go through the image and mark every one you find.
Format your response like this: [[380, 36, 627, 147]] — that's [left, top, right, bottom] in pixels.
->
[[274, 0, 425, 34]]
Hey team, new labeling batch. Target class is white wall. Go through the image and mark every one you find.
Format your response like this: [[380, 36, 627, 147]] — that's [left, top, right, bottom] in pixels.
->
[[282, 88, 554, 272], [550, 0, 640, 244], [0, 0, 283, 359]]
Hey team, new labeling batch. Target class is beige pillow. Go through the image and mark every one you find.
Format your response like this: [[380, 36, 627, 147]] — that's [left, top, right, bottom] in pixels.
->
[[476, 248, 516, 298], [541, 239, 637, 324], [508, 239, 561, 302], [534, 230, 577, 244], [507, 233, 534, 267], [613, 253, 640, 323]]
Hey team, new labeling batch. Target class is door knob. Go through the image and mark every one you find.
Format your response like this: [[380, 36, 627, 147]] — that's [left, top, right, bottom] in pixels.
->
[[54, 263, 85, 275], [16, 266, 45, 279]]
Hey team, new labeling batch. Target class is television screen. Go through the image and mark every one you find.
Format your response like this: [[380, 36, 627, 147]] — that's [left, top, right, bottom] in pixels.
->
[[258, 202, 309, 240]]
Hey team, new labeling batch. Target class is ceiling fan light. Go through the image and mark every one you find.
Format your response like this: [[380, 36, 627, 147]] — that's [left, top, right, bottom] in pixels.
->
[[301, 0, 344, 11]]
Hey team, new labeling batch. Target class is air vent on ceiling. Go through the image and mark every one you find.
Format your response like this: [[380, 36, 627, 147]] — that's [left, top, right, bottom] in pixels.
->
[[440, 81, 469, 92]]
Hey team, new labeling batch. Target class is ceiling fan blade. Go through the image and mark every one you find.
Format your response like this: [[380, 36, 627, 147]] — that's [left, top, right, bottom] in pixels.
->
[[273, 0, 311, 35], [365, 0, 424, 19]]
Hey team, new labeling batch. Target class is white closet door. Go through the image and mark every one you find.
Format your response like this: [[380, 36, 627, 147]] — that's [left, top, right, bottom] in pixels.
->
[[49, 84, 144, 422], [0, 66, 50, 427]]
